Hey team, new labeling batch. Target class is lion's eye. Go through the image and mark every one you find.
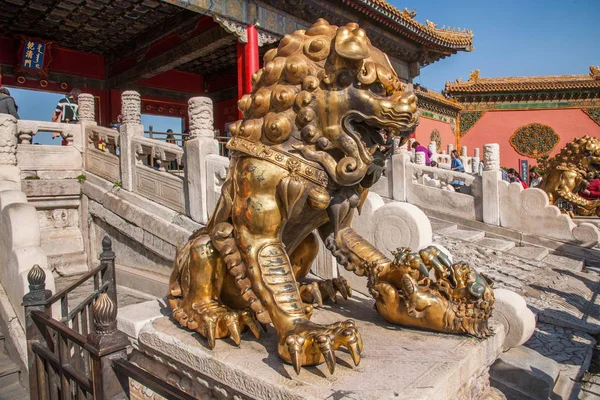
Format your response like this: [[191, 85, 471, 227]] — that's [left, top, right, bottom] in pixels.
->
[[369, 82, 386, 96]]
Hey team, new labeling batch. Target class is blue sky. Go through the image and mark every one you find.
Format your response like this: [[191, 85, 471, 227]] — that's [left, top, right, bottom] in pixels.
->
[[5, 0, 600, 144], [396, 0, 600, 92]]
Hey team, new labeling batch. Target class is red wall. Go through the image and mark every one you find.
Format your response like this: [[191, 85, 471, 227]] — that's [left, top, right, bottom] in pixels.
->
[[214, 98, 239, 135], [414, 117, 456, 153], [460, 109, 600, 169]]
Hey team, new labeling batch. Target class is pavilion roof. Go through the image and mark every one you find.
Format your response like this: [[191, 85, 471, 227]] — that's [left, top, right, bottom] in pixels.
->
[[445, 66, 600, 94], [415, 85, 462, 111], [342, 0, 474, 54]]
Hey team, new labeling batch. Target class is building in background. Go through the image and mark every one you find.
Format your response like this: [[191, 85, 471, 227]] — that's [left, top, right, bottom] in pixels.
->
[[445, 67, 600, 169]]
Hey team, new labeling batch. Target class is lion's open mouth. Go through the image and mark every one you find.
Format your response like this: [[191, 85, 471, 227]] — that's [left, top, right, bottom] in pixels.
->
[[342, 111, 415, 163]]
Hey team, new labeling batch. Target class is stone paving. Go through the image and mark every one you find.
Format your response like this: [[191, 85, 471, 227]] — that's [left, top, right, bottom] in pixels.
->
[[525, 322, 595, 382], [433, 235, 600, 335], [432, 226, 600, 399]]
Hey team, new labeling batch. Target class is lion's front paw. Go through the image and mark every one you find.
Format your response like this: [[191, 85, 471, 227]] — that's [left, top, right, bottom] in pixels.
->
[[171, 300, 261, 348], [277, 319, 362, 375], [299, 277, 352, 307]]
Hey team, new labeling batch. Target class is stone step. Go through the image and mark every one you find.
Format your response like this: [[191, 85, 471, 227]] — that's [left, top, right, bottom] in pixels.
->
[[475, 237, 516, 252], [430, 219, 458, 234], [48, 251, 89, 276], [442, 228, 486, 242], [542, 254, 585, 273], [509, 246, 550, 261], [491, 346, 561, 400], [0, 353, 21, 389], [551, 372, 580, 400], [0, 382, 28, 400]]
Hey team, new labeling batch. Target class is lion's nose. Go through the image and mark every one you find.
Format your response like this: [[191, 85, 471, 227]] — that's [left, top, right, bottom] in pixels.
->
[[399, 90, 418, 112]]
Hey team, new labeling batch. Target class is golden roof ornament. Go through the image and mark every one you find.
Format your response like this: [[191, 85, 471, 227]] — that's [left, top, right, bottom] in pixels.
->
[[402, 8, 417, 18], [425, 19, 437, 29], [591, 65, 600, 79], [469, 69, 480, 82]]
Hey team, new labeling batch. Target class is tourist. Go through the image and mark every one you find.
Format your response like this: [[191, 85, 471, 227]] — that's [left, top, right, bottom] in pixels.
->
[[529, 167, 543, 188], [0, 87, 19, 119], [507, 168, 529, 189], [111, 114, 123, 130], [166, 129, 176, 144], [430, 160, 438, 168], [450, 150, 464, 172], [449, 150, 466, 191], [412, 141, 433, 165], [53, 88, 81, 124], [580, 175, 600, 200]]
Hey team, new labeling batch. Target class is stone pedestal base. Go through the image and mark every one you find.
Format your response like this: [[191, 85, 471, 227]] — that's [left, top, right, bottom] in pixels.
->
[[131, 297, 505, 400]]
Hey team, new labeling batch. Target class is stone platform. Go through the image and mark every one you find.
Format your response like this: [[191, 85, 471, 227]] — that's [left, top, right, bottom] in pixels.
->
[[131, 297, 505, 400]]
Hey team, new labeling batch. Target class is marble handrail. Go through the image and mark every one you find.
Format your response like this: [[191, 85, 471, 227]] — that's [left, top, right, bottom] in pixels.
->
[[17, 120, 80, 145], [132, 136, 183, 172]]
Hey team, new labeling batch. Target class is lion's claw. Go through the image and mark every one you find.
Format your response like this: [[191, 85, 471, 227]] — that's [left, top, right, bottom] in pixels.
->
[[171, 300, 260, 348], [299, 277, 352, 307], [279, 320, 362, 375]]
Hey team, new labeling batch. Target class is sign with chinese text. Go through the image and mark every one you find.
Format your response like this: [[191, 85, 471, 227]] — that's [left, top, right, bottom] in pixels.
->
[[22, 40, 45, 70], [520, 159, 529, 185], [15, 36, 53, 79]]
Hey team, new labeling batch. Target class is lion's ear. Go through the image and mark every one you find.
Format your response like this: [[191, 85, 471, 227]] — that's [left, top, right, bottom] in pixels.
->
[[334, 24, 370, 60]]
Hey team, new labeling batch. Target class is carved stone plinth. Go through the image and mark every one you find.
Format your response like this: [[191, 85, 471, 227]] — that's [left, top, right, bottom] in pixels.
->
[[415, 151, 426, 165], [483, 143, 500, 171], [78, 94, 95, 122], [131, 299, 505, 400], [122, 91, 141, 125], [0, 114, 18, 166], [428, 141, 437, 155], [188, 97, 214, 138]]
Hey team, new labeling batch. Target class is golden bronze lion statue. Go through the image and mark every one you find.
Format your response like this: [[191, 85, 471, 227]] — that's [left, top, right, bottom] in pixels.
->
[[541, 135, 600, 217], [168, 19, 494, 374]]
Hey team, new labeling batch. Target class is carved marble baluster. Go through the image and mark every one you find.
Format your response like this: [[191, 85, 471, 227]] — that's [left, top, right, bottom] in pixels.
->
[[0, 115, 18, 165]]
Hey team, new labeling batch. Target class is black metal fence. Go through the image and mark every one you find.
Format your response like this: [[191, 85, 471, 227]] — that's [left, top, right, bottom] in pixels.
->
[[23, 237, 129, 400]]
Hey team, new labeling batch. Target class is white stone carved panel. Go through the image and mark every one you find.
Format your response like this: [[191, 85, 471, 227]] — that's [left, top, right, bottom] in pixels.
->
[[86, 147, 121, 183], [135, 166, 185, 213], [499, 183, 600, 245], [37, 209, 79, 230], [205, 154, 229, 215]]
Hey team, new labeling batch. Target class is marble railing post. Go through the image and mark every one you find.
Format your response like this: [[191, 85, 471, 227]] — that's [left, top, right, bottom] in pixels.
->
[[184, 97, 219, 224], [119, 91, 143, 191], [0, 114, 18, 166], [415, 151, 426, 165], [391, 149, 410, 201], [428, 141, 437, 156], [77, 93, 96, 155], [447, 144, 453, 154], [482, 143, 501, 225]]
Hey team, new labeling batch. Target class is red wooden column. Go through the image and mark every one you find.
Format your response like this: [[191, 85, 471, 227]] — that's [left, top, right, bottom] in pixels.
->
[[236, 41, 244, 119], [244, 24, 259, 94]]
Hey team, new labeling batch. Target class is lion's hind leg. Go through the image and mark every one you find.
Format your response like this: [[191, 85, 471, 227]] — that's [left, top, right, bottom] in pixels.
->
[[168, 234, 261, 348]]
